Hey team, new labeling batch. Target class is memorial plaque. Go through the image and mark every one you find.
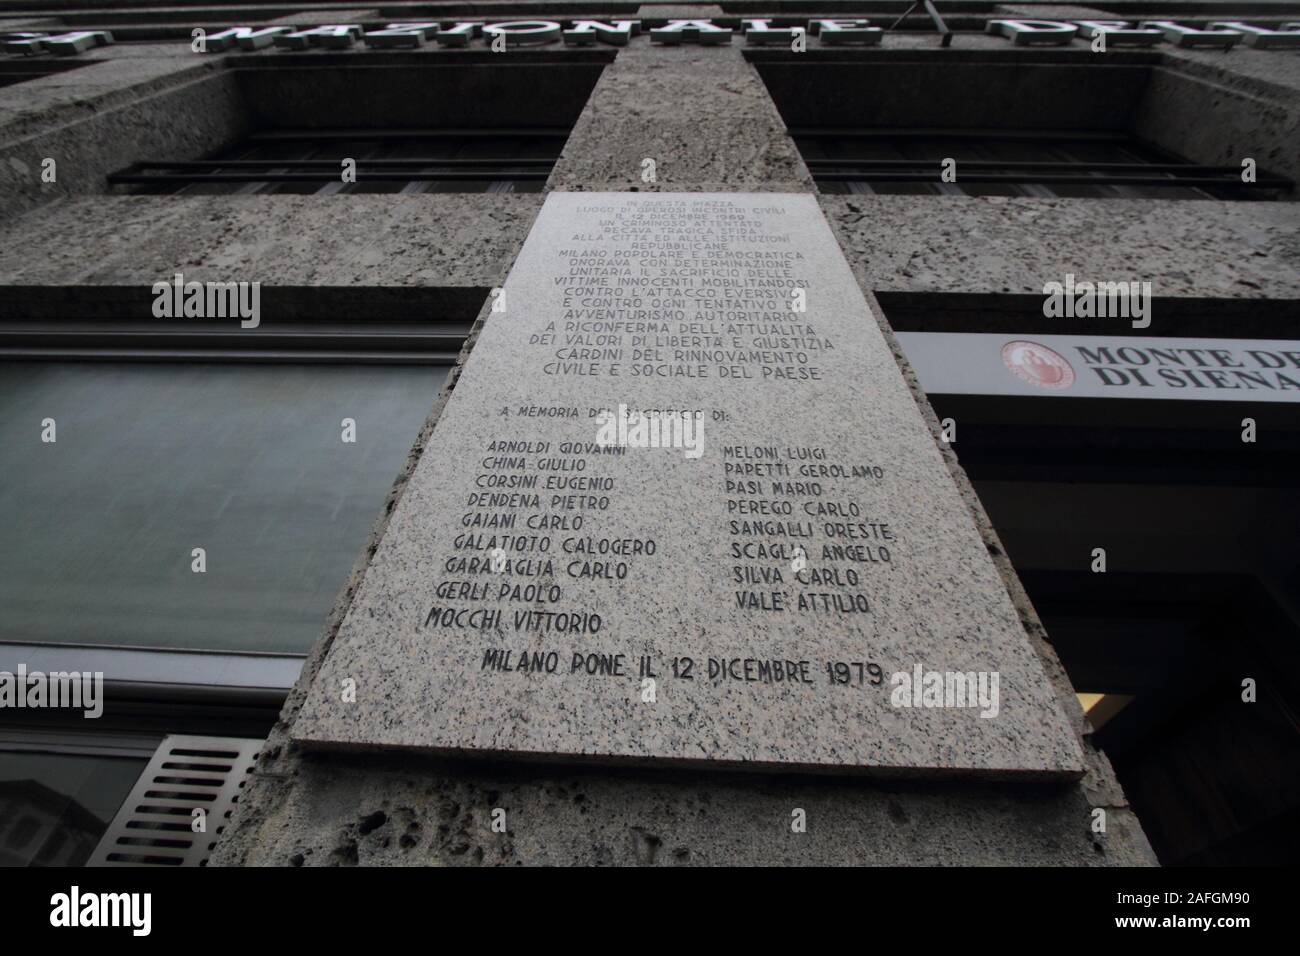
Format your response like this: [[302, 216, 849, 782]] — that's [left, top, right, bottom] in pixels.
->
[[292, 193, 1085, 778]]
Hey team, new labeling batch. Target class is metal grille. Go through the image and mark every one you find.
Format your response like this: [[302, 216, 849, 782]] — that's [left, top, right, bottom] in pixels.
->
[[793, 129, 1291, 199], [108, 128, 567, 195], [86, 735, 261, 867]]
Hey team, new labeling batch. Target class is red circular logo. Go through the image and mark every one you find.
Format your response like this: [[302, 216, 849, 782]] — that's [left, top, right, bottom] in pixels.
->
[[1001, 340, 1075, 390]]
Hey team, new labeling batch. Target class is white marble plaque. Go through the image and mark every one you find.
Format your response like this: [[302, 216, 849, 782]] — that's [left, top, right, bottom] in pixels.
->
[[292, 193, 1085, 778]]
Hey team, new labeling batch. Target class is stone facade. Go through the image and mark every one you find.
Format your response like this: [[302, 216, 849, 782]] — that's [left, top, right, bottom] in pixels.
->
[[4, 0, 1298, 865]]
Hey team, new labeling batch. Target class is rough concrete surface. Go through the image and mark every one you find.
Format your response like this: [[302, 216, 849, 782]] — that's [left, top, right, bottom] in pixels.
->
[[0, 193, 543, 289], [549, 42, 812, 191], [822, 195, 1300, 299]]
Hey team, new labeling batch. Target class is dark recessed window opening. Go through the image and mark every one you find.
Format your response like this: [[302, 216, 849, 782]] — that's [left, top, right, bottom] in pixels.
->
[[108, 128, 565, 195], [0, 361, 450, 655], [794, 129, 1290, 200], [755, 58, 1294, 202], [0, 301, 474, 656]]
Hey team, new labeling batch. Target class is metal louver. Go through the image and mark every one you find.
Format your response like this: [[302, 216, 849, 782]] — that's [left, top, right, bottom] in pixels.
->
[[87, 735, 262, 867]]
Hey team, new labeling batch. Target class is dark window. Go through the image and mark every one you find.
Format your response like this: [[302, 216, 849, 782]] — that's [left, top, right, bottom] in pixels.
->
[[0, 309, 470, 655], [108, 129, 565, 195], [0, 362, 448, 654], [0, 750, 149, 867], [795, 129, 1290, 199]]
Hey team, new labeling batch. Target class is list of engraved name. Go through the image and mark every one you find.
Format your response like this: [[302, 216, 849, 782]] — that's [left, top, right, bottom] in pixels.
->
[[425, 199, 899, 691]]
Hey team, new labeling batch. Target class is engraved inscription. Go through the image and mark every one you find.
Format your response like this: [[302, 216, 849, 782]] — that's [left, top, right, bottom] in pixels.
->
[[291, 193, 1085, 779]]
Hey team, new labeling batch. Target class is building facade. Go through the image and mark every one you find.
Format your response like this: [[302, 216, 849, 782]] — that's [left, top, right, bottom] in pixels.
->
[[1, 0, 1298, 866]]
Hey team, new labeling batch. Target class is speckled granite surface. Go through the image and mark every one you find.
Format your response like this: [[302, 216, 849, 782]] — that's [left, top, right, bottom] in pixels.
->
[[290, 192, 1085, 779]]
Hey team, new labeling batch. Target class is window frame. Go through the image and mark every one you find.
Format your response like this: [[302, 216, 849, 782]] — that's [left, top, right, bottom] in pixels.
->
[[108, 128, 570, 195], [791, 127, 1292, 198]]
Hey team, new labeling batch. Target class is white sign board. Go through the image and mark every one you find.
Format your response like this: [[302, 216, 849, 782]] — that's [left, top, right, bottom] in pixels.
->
[[896, 333, 1300, 403]]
